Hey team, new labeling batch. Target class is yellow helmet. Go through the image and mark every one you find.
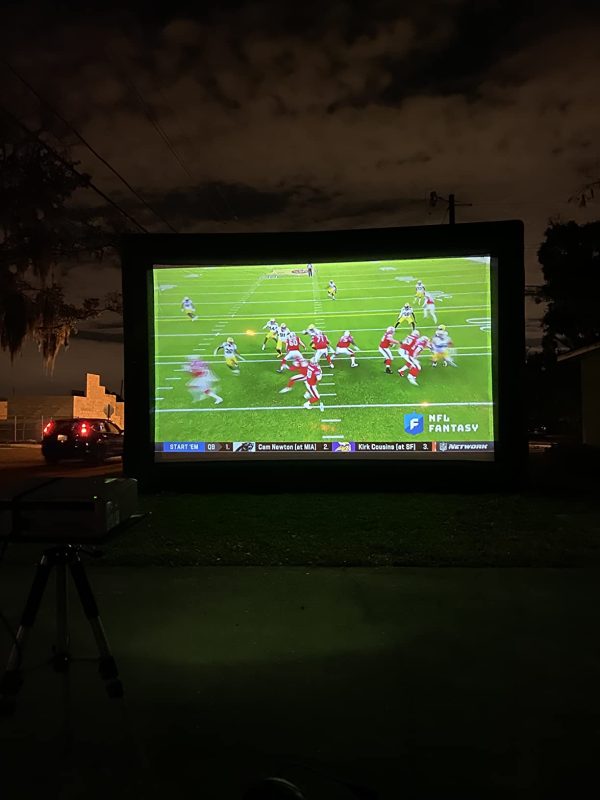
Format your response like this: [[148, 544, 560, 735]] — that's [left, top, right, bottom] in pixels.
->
[[307, 324, 316, 330], [227, 337, 234, 344], [437, 325, 446, 332]]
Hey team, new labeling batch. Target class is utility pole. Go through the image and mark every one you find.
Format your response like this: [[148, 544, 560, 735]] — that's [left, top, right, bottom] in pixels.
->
[[429, 191, 472, 224], [448, 193, 456, 225]]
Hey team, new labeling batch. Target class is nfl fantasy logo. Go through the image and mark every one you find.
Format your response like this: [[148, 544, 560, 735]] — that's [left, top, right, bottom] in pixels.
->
[[404, 413, 424, 435]]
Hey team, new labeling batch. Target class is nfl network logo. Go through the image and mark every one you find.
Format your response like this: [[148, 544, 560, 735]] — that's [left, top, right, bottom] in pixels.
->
[[404, 413, 424, 435]]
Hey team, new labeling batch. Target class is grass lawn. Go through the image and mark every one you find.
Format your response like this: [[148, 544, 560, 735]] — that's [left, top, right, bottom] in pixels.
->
[[1, 456, 597, 568], [1, 457, 596, 570], [97, 479, 599, 568]]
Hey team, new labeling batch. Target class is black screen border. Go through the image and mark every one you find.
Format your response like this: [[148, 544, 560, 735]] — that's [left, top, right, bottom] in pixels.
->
[[122, 221, 525, 491]]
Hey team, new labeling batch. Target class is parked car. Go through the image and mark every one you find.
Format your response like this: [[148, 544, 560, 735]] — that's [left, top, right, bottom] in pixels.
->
[[41, 418, 124, 465]]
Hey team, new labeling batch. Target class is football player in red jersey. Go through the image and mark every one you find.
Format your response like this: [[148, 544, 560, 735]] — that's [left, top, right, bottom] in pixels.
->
[[335, 330, 359, 367], [423, 292, 441, 324], [303, 360, 324, 410], [398, 330, 419, 365], [303, 324, 334, 367], [278, 357, 323, 410], [276, 330, 306, 372], [184, 357, 223, 404], [379, 326, 400, 374], [398, 331, 431, 386], [279, 356, 309, 392]]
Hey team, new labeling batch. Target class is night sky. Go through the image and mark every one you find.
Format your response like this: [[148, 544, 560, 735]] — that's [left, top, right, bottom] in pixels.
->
[[1, 0, 600, 394]]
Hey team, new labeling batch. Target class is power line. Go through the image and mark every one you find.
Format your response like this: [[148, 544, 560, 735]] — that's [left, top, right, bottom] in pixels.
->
[[0, 104, 149, 233], [123, 70, 195, 180], [155, 84, 239, 222], [105, 48, 237, 222], [120, 68, 226, 221], [0, 57, 178, 233]]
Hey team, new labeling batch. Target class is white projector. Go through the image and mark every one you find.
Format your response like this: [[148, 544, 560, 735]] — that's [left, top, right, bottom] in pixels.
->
[[0, 477, 139, 543]]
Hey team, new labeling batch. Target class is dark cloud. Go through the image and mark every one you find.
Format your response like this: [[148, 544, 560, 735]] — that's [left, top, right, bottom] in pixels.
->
[[2, 0, 600, 390], [124, 182, 321, 224], [1, 3, 600, 282]]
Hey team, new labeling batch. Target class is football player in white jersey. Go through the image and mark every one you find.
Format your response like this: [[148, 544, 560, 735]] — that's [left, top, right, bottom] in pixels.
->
[[181, 297, 198, 320], [430, 325, 457, 367], [414, 281, 426, 305], [276, 323, 290, 356], [214, 337, 245, 374], [395, 303, 416, 331], [262, 318, 279, 351]]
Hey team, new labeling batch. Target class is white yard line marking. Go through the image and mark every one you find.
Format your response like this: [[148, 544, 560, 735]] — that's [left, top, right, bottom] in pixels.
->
[[165, 377, 182, 381], [156, 290, 490, 307], [320, 393, 337, 397], [157, 287, 489, 305], [155, 352, 491, 366], [155, 273, 486, 290], [155, 401, 493, 414], [154, 323, 493, 338], [156, 305, 490, 323], [321, 418, 342, 422], [156, 386, 174, 390], [322, 435, 344, 439]]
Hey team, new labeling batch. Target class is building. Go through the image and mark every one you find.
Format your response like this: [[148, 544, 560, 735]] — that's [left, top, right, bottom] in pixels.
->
[[557, 343, 600, 448], [0, 373, 124, 440]]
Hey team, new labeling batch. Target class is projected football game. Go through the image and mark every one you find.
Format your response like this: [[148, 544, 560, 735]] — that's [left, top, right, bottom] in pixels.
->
[[152, 257, 495, 460]]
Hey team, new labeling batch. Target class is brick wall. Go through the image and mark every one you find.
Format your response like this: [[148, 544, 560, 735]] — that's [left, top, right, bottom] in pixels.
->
[[8, 396, 73, 419], [72, 374, 124, 429], [4, 374, 124, 431]]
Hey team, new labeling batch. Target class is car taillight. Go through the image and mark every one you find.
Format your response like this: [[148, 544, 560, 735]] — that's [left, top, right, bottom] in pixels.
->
[[42, 421, 55, 436], [78, 422, 90, 437]]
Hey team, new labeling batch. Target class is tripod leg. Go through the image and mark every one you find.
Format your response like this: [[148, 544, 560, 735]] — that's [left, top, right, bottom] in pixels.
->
[[55, 555, 74, 755], [0, 553, 53, 715], [69, 555, 124, 699], [54, 558, 70, 671]]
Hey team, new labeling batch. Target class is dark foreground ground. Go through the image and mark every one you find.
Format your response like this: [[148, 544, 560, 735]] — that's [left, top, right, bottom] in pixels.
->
[[1, 566, 599, 799], [0, 446, 599, 798], [0, 445, 599, 567]]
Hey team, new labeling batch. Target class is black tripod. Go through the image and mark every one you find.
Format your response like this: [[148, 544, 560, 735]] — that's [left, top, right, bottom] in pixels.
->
[[0, 543, 123, 718]]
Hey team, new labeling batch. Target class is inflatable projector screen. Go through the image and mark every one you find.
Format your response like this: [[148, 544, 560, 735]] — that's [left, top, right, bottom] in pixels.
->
[[122, 221, 525, 487]]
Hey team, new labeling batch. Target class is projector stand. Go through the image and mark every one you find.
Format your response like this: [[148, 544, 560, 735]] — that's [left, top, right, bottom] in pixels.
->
[[0, 543, 123, 718]]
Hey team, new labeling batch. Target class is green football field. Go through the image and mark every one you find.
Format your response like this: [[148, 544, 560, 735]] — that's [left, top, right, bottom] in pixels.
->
[[153, 258, 494, 446]]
